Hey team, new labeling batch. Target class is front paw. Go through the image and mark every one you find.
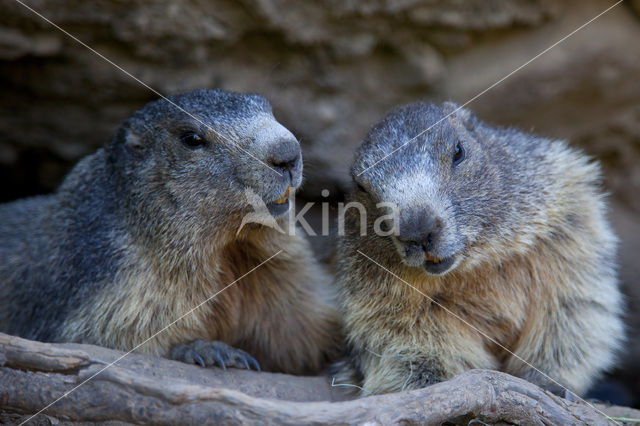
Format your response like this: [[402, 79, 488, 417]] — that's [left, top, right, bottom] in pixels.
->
[[170, 340, 260, 371], [402, 359, 446, 390]]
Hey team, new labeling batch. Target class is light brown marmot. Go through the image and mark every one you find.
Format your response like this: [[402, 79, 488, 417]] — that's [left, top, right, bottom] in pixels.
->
[[335, 101, 624, 396]]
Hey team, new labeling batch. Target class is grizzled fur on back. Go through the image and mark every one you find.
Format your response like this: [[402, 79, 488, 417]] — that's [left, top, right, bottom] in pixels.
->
[[0, 89, 339, 374], [336, 101, 624, 395]]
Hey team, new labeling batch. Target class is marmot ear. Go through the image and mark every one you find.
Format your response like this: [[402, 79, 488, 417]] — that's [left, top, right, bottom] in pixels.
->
[[110, 121, 145, 159], [124, 130, 144, 154], [443, 101, 477, 130], [114, 120, 144, 156]]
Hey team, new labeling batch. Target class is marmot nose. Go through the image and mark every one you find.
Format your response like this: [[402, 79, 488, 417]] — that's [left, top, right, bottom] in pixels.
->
[[396, 210, 443, 252], [267, 140, 301, 173]]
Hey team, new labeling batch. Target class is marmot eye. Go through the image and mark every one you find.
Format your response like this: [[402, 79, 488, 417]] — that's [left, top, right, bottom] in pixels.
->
[[181, 132, 205, 149], [356, 182, 368, 194], [453, 142, 465, 165]]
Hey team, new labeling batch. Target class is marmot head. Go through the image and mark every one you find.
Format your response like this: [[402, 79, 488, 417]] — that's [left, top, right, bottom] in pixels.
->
[[350, 101, 545, 276], [107, 89, 301, 245]]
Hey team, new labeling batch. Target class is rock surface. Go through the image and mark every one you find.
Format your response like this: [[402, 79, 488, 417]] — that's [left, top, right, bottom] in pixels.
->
[[0, 0, 639, 406]]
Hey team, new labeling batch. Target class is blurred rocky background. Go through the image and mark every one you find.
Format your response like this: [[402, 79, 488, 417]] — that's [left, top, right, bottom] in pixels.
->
[[0, 0, 638, 407]]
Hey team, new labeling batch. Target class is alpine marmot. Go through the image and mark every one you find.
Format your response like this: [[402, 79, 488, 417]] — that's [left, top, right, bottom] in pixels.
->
[[335, 101, 624, 396], [0, 89, 339, 374]]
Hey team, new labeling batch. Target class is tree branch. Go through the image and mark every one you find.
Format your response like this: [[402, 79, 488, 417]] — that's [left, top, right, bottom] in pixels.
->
[[0, 333, 629, 425]]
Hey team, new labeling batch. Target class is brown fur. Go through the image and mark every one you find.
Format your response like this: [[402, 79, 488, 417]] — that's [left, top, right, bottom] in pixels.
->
[[61, 222, 338, 374]]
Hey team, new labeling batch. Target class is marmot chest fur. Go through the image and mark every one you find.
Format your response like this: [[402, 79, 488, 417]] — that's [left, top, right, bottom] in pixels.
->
[[335, 101, 624, 395], [0, 89, 339, 374]]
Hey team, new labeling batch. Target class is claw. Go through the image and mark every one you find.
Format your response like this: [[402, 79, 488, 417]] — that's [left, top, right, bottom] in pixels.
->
[[241, 357, 250, 370], [193, 353, 206, 368], [246, 355, 261, 372], [215, 352, 226, 370]]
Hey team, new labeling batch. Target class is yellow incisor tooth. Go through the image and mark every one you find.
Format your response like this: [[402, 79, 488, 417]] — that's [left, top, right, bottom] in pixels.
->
[[425, 253, 442, 264], [274, 186, 292, 205]]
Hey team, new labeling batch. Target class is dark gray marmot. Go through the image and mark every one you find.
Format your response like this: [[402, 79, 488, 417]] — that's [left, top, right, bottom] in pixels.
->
[[335, 101, 624, 395], [0, 89, 339, 374]]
